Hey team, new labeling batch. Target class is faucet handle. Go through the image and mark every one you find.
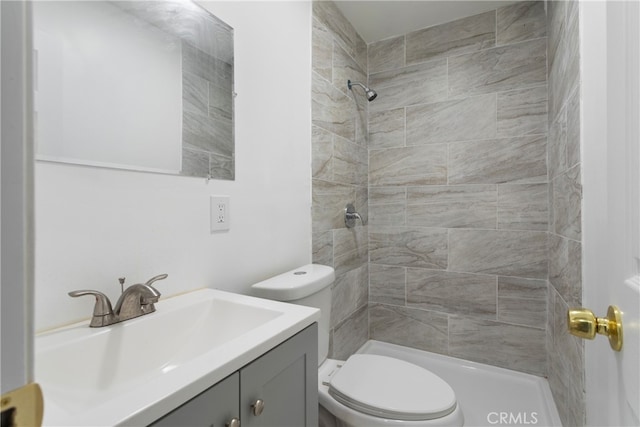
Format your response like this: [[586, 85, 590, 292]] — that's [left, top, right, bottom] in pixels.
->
[[68, 290, 117, 327], [144, 274, 168, 289]]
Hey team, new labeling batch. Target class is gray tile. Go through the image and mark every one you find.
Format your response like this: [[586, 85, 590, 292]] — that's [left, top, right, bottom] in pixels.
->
[[312, 126, 333, 180], [449, 229, 548, 279], [548, 233, 582, 307], [354, 187, 369, 225], [369, 108, 405, 150], [183, 110, 233, 157], [208, 79, 233, 121], [370, 264, 406, 305], [369, 203, 406, 226], [406, 11, 496, 64], [312, 72, 355, 142], [331, 265, 368, 327], [497, 85, 548, 137], [496, 1, 547, 46], [183, 71, 209, 116], [498, 276, 547, 300], [548, 109, 567, 179], [566, 87, 581, 169], [369, 303, 448, 354], [369, 186, 406, 205], [332, 305, 368, 360], [312, 231, 333, 267], [449, 38, 547, 98], [498, 297, 546, 328], [553, 165, 582, 241], [333, 43, 366, 97], [407, 269, 497, 319], [497, 183, 549, 231], [208, 153, 234, 180], [370, 145, 447, 186], [333, 135, 367, 187], [334, 227, 368, 276], [313, 1, 359, 65], [547, 0, 567, 73], [449, 135, 547, 184], [406, 185, 497, 229], [312, 180, 354, 231], [368, 35, 405, 74], [406, 94, 497, 145], [369, 226, 448, 269], [369, 59, 448, 113], [449, 316, 546, 375], [181, 147, 210, 177], [312, 17, 333, 82]]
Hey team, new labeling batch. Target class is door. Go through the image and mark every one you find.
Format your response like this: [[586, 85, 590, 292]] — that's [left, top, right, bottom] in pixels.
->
[[582, 1, 640, 426]]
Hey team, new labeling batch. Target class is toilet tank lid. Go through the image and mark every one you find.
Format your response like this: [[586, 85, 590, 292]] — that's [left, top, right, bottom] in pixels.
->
[[251, 264, 335, 301]]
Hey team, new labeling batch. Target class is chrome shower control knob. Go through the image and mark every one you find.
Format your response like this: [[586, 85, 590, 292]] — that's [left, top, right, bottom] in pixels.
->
[[251, 399, 265, 416], [225, 417, 240, 427]]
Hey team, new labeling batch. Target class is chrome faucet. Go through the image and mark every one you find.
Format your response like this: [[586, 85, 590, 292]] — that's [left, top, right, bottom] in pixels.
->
[[69, 274, 167, 327]]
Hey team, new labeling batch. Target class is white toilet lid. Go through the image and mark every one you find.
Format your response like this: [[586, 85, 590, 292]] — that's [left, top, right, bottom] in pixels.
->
[[328, 354, 457, 421]]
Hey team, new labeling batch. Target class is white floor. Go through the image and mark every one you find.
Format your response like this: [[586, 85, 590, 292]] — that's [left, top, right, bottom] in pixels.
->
[[357, 340, 562, 427]]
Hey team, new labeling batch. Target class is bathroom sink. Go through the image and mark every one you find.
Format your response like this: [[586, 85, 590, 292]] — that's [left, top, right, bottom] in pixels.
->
[[35, 288, 320, 426]]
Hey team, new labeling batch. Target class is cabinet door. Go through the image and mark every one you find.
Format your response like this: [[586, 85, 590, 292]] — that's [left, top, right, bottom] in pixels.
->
[[150, 372, 239, 427], [240, 323, 318, 427]]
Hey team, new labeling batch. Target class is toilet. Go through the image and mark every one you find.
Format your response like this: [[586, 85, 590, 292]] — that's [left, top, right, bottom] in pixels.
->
[[252, 264, 464, 427]]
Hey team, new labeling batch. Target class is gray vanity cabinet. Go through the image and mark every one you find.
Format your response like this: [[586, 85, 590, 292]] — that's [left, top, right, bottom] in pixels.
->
[[150, 323, 317, 427]]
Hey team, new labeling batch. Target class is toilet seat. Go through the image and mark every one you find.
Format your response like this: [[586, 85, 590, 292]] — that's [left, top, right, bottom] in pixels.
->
[[328, 354, 457, 422]]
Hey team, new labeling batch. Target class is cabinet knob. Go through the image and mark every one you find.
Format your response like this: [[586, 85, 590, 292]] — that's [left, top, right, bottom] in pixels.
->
[[225, 417, 240, 427], [251, 399, 265, 416]]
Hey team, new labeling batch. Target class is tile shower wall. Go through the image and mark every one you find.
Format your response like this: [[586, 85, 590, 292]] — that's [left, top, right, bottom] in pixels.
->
[[367, 1, 549, 376], [546, 1, 585, 425], [311, 1, 369, 359]]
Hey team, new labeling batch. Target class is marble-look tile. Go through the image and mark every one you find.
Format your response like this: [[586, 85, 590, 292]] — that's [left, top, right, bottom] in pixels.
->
[[368, 35, 405, 74], [406, 185, 497, 229], [334, 227, 368, 276], [547, 0, 567, 73], [449, 316, 546, 375], [183, 71, 209, 116], [566, 88, 581, 169], [498, 296, 546, 328], [183, 110, 233, 157], [497, 183, 548, 231], [209, 153, 234, 180], [181, 147, 209, 177], [333, 43, 366, 97], [369, 109, 405, 150], [354, 186, 369, 225], [497, 85, 548, 137], [312, 179, 354, 231], [553, 165, 582, 241], [312, 126, 333, 180], [406, 269, 497, 319], [406, 94, 497, 145], [312, 72, 355, 142], [312, 17, 333, 82], [354, 31, 368, 76], [449, 229, 548, 279], [406, 11, 496, 64], [369, 264, 406, 305], [312, 231, 333, 267], [369, 303, 448, 354], [333, 135, 367, 187], [370, 145, 447, 186], [369, 226, 448, 269], [549, 2, 579, 122], [332, 304, 368, 360], [449, 135, 547, 184], [369, 203, 406, 226], [496, 1, 547, 46], [449, 38, 547, 98], [331, 265, 368, 327], [313, 1, 358, 66], [498, 276, 547, 300], [208, 79, 233, 121], [369, 59, 448, 113], [548, 108, 567, 179], [369, 186, 406, 205], [548, 233, 582, 307]]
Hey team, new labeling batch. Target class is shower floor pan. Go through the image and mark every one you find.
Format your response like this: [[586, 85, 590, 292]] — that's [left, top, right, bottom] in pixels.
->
[[356, 340, 562, 427]]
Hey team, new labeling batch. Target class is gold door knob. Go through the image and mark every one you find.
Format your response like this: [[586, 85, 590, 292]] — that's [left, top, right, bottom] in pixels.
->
[[567, 305, 623, 351]]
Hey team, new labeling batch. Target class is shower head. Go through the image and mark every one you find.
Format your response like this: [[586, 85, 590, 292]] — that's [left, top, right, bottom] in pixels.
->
[[347, 80, 377, 102]]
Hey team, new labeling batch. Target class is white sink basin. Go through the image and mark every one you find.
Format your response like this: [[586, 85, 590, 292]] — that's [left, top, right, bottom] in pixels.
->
[[36, 288, 319, 426]]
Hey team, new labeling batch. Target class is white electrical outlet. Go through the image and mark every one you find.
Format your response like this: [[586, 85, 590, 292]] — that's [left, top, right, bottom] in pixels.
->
[[210, 196, 230, 232]]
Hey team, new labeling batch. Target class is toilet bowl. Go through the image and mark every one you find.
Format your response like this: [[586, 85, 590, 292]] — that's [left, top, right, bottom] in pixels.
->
[[252, 264, 464, 427]]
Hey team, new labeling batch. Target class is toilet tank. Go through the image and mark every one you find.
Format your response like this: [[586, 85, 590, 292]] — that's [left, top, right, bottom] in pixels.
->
[[252, 264, 334, 365]]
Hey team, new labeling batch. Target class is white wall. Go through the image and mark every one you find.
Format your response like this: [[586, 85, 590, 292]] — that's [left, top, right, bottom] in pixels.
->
[[34, 1, 312, 332]]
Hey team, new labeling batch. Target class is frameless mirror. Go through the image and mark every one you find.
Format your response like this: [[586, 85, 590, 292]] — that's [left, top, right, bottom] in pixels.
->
[[33, 1, 235, 180]]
